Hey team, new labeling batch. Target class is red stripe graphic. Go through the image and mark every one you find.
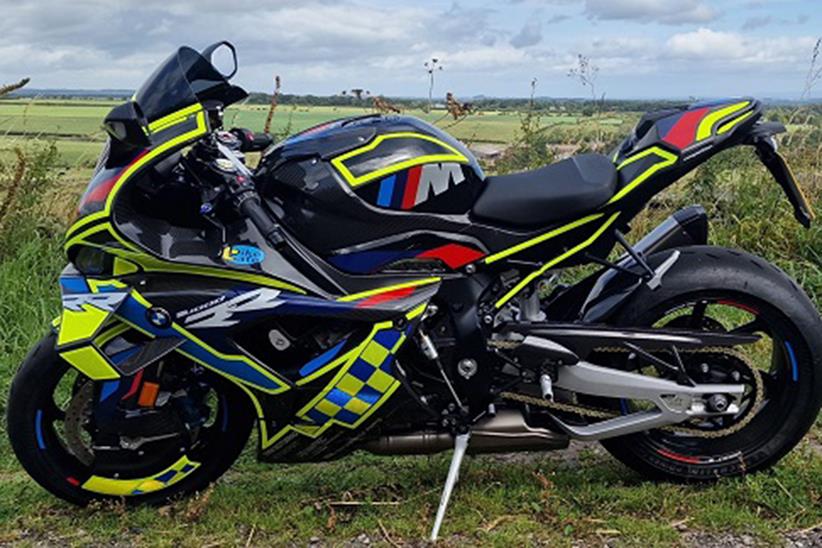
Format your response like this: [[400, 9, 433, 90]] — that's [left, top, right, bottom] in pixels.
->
[[657, 448, 702, 464], [356, 286, 416, 308], [121, 369, 145, 401], [662, 107, 709, 149], [80, 149, 150, 209], [717, 299, 758, 315], [401, 166, 422, 209], [418, 243, 485, 269]]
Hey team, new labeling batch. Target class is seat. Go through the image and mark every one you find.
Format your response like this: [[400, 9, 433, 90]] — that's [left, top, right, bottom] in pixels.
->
[[472, 153, 618, 227]]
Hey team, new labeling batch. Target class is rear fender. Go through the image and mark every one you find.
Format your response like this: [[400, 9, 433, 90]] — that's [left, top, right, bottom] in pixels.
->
[[572, 206, 708, 323]]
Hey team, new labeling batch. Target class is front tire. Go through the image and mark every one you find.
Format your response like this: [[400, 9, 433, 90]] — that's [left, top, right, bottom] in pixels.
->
[[601, 246, 822, 481], [7, 332, 255, 505]]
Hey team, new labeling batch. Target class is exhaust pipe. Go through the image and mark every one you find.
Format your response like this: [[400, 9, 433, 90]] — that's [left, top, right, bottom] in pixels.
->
[[362, 410, 568, 455]]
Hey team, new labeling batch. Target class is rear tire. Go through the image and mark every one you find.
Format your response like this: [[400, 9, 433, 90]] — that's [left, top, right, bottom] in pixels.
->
[[7, 332, 255, 505], [600, 246, 822, 481]]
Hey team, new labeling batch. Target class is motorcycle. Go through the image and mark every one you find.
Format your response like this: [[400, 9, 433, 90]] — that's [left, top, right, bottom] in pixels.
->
[[7, 42, 822, 540]]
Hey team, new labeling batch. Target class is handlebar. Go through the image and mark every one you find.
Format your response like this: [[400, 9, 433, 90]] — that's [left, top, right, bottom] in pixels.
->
[[230, 128, 274, 152], [192, 134, 286, 248], [237, 191, 286, 248]]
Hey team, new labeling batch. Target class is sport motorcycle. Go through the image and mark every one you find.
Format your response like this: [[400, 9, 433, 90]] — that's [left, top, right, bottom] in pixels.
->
[[7, 42, 822, 540]]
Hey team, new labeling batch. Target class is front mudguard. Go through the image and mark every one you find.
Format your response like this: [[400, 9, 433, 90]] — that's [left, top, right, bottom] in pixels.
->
[[545, 205, 708, 324]]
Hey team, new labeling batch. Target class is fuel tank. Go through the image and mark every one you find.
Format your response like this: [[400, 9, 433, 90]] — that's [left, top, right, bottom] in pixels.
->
[[256, 115, 489, 274]]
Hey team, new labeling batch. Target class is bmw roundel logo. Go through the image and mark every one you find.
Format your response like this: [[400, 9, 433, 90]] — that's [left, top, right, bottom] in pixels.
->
[[147, 307, 172, 328]]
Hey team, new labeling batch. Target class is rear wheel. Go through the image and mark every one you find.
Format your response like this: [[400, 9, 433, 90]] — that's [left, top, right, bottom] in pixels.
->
[[600, 246, 822, 480], [7, 332, 255, 505]]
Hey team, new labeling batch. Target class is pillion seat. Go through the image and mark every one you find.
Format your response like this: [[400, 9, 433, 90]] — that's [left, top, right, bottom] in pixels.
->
[[472, 153, 618, 227]]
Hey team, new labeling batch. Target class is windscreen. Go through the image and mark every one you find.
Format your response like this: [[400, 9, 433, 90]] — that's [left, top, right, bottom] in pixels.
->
[[134, 46, 230, 123]]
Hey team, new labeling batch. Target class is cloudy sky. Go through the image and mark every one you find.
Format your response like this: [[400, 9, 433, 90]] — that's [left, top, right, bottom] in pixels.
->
[[0, 0, 819, 99]]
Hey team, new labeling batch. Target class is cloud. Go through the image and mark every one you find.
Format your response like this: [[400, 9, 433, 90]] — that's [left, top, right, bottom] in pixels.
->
[[510, 20, 543, 48], [547, 14, 571, 24], [742, 15, 773, 30], [666, 28, 817, 65], [0, 0, 818, 99], [584, 0, 718, 25]]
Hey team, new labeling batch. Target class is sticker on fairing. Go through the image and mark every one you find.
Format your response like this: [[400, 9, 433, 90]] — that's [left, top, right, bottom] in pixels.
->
[[221, 245, 265, 265]]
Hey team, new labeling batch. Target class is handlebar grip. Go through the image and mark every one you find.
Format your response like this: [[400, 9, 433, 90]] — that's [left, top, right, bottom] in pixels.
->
[[238, 194, 285, 247], [231, 128, 274, 152]]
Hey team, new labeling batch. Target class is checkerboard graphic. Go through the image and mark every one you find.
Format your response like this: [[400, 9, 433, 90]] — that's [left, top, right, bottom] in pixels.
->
[[304, 328, 403, 426]]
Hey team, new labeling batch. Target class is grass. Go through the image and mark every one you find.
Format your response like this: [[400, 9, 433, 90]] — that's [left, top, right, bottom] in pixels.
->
[[0, 100, 820, 545], [0, 442, 819, 545]]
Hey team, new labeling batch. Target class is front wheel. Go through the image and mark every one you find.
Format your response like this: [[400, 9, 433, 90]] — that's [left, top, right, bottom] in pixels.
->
[[601, 246, 822, 481], [7, 332, 255, 505]]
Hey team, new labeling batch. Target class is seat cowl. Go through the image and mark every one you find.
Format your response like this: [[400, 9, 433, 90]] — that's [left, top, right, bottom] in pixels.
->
[[471, 153, 618, 227]]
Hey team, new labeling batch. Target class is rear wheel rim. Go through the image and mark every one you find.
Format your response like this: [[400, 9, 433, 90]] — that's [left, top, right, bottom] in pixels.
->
[[622, 292, 803, 466]]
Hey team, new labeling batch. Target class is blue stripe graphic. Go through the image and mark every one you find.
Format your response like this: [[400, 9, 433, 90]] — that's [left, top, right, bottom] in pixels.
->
[[35, 409, 46, 449], [100, 380, 120, 401], [785, 341, 799, 382], [377, 175, 396, 207], [299, 340, 347, 377]]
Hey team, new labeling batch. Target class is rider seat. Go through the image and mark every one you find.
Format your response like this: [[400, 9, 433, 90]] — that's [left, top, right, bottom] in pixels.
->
[[472, 153, 618, 227]]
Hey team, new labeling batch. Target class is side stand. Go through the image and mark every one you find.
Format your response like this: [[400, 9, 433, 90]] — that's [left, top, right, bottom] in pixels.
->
[[430, 432, 471, 541]]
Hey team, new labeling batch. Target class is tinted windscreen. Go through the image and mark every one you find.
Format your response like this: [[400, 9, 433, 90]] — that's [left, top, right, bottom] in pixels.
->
[[134, 46, 227, 123]]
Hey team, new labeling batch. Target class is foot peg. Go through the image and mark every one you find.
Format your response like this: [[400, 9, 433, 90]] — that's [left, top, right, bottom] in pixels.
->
[[430, 432, 470, 541], [540, 373, 554, 401]]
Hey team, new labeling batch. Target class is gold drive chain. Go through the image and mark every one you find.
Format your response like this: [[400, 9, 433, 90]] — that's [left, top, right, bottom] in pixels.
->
[[498, 346, 764, 439]]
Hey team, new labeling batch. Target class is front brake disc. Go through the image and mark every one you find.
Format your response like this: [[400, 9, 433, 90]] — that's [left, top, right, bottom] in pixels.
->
[[64, 380, 95, 466]]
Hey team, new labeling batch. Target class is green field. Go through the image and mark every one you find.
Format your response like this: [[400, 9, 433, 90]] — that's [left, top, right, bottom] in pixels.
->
[[0, 100, 820, 546], [0, 99, 624, 167]]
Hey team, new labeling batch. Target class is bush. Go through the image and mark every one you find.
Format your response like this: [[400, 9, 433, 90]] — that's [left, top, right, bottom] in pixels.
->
[[0, 140, 64, 258]]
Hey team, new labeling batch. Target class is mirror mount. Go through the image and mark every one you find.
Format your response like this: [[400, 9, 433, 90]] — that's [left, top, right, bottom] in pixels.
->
[[103, 101, 151, 149]]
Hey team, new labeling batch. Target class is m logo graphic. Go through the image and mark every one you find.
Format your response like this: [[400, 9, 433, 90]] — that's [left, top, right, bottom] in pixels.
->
[[414, 163, 466, 206], [375, 163, 466, 210]]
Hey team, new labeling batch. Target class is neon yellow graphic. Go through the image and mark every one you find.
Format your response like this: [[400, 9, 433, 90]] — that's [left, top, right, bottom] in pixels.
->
[[66, 221, 307, 294], [331, 132, 469, 187], [696, 101, 750, 141], [93, 322, 131, 347], [124, 291, 290, 395], [147, 103, 204, 133], [607, 146, 678, 204], [257, 321, 405, 448], [82, 456, 200, 496], [57, 305, 110, 346], [66, 105, 208, 238], [484, 213, 605, 264], [113, 257, 139, 275], [717, 110, 754, 135], [60, 346, 120, 380], [495, 212, 620, 308], [238, 305, 427, 450]]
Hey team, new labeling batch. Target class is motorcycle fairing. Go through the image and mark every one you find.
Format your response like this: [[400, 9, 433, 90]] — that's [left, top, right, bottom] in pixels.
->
[[54, 265, 437, 457], [71, 103, 209, 223], [252, 314, 421, 458], [55, 274, 130, 381]]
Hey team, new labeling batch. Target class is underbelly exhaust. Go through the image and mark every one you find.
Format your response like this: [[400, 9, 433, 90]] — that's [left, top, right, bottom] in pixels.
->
[[362, 409, 568, 455]]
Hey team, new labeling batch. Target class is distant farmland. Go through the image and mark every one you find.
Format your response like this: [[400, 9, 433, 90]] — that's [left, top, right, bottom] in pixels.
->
[[0, 99, 624, 167]]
